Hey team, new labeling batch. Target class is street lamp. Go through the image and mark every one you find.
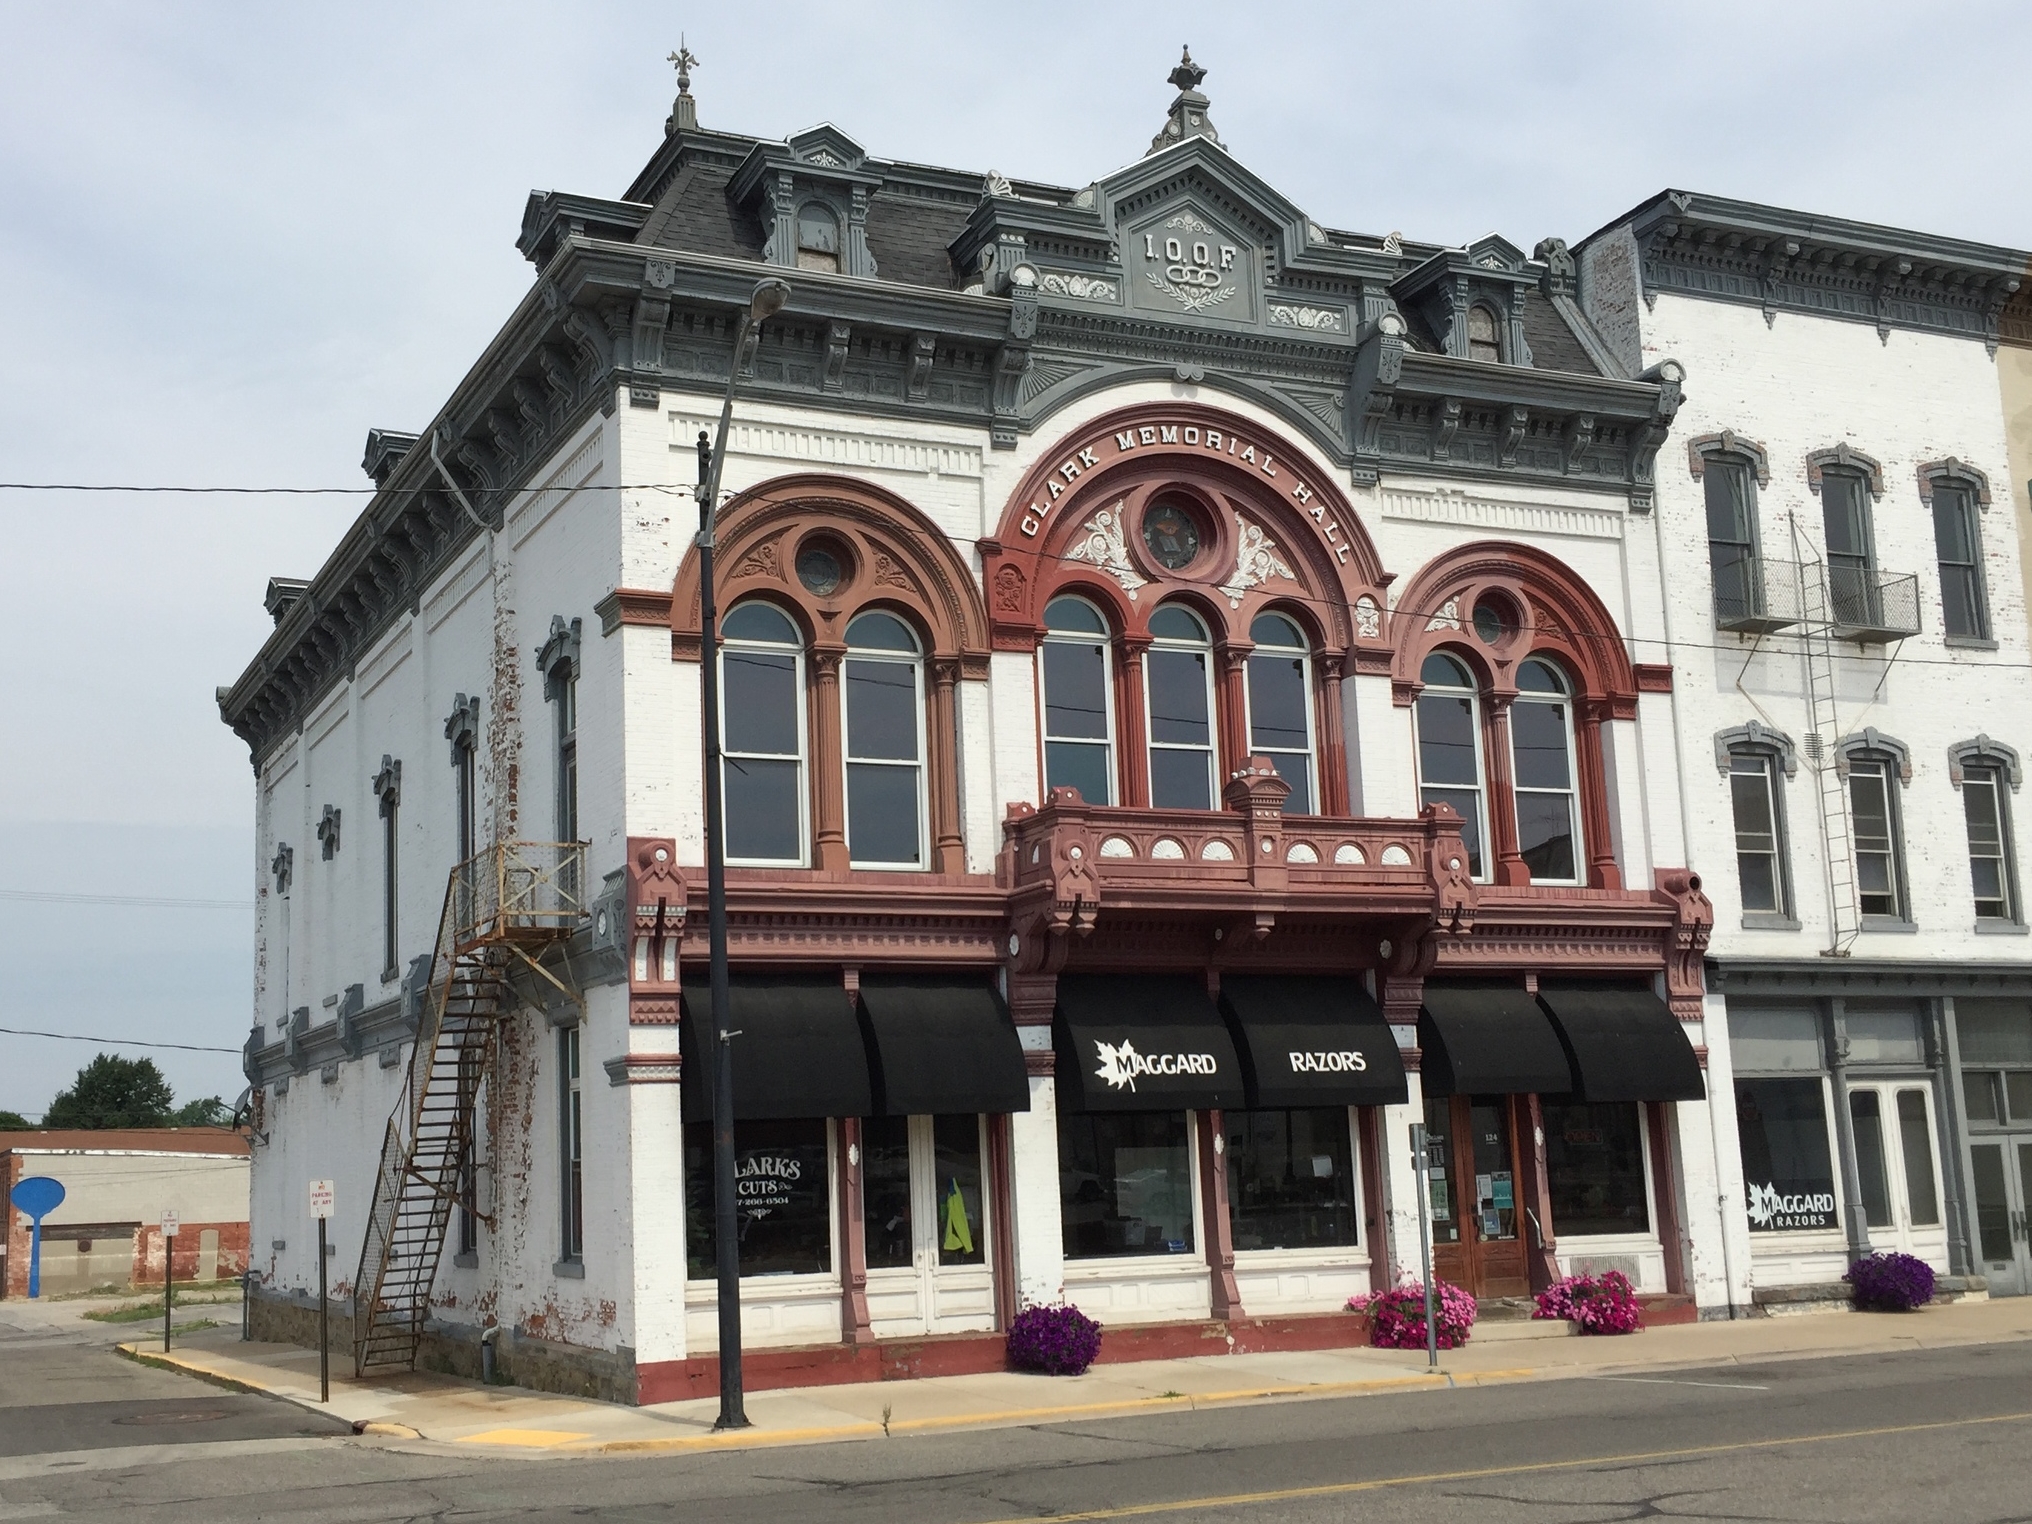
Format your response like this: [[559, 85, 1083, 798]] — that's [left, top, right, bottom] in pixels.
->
[[694, 275, 791, 1432]]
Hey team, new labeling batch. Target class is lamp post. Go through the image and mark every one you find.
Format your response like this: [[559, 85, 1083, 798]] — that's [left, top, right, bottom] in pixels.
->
[[694, 275, 790, 1432]]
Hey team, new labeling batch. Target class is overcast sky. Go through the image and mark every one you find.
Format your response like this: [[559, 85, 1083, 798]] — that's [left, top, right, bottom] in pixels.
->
[[1, 0, 2027, 1118]]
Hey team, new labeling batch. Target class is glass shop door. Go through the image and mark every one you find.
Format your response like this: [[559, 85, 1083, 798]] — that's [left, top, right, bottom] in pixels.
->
[[1969, 1140, 2032, 1297], [863, 1115, 997, 1335], [1424, 1094, 1530, 1299]]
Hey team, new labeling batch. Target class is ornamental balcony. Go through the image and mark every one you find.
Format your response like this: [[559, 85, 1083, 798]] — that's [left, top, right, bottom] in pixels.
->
[[999, 757, 1477, 949]]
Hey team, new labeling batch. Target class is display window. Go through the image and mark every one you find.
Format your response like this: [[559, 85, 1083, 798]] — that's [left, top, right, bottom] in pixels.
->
[[1735, 1077, 1839, 1232], [684, 1118, 834, 1278], [1058, 1111, 1196, 1259], [1542, 1101, 1651, 1236], [1223, 1107, 1359, 1251]]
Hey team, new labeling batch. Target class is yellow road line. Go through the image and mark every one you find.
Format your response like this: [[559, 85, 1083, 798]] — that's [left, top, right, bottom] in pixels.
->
[[960, 1409, 2032, 1524]]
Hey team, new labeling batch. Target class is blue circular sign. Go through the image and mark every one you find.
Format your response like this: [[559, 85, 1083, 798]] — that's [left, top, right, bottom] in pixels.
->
[[9, 1176, 65, 1220]]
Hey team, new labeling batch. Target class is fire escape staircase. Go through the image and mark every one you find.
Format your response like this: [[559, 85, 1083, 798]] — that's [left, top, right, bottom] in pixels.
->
[[352, 842, 586, 1375], [1792, 543, 1861, 957]]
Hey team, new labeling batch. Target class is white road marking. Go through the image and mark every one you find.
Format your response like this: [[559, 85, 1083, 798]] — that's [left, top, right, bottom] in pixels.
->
[[1584, 1375, 1770, 1391]]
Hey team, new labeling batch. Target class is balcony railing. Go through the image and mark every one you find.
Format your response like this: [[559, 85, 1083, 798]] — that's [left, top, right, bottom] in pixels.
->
[[1826, 566, 1921, 643], [449, 840, 588, 952], [1713, 554, 1802, 633]]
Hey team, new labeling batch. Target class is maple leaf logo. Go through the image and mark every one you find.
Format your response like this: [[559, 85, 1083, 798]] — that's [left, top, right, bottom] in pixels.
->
[[1093, 1039, 1141, 1091], [1745, 1182, 1778, 1228]]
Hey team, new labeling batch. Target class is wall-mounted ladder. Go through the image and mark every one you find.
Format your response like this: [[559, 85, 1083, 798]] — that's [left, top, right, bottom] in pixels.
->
[[1792, 543, 1859, 957]]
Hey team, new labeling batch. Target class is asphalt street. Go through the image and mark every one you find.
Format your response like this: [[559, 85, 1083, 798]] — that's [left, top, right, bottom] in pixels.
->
[[1, 1308, 2028, 1523]]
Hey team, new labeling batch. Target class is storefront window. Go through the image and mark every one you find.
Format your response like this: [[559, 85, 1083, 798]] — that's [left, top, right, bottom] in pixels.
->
[[863, 1116, 912, 1270], [1058, 1111, 1195, 1259], [1850, 1090, 1892, 1228], [1897, 1089, 1940, 1227], [1735, 1078, 1838, 1232], [684, 1118, 832, 1278], [1542, 1101, 1650, 1236], [1223, 1107, 1358, 1251], [934, 1115, 986, 1267]]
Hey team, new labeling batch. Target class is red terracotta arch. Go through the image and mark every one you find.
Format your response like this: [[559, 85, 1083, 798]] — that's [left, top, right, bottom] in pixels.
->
[[671, 472, 990, 874], [1389, 541, 1643, 891]]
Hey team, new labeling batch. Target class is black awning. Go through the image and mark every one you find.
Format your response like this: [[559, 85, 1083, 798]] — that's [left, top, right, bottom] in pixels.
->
[[1536, 983, 1706, 1103], [1218, 976, 1409, 1108], [1418, 982, 1576, 1097], [1054, 974, 1245, 1113], [681, 973, 873, 1121], [857, 975, 1032, 1116]]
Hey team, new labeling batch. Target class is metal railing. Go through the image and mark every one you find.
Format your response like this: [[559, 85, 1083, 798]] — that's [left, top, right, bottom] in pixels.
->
[[1712, 554, 1803, 633], [451, 840, 587, 951], [1826, 566, 1921, 642]]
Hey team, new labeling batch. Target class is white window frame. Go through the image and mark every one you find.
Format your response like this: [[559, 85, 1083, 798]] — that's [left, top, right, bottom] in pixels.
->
[[1962, 764, 2016, 922], [1728, 750, 1789, 918], [1038, 596, 1118, 806], [720, 604, 811, 869], [842, 615, 929, 871], [1510, 659, 1585, 887], [1848, 758, 1906, 920], [1144, 606, 1219, 811], [1242, 615, 1318, 816], [1413, 656, 1491, 884]]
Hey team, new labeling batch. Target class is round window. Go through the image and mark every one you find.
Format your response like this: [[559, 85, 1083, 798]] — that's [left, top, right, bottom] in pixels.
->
[[1142, 500, 1203, 570], [796, 543, 844, 597], [1471, 596, 1517, 645]]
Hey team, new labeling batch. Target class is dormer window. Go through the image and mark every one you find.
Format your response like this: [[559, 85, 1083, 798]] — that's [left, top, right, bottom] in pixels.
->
[[797, 203, 841, 273], [1466, 305, 1502, 363]]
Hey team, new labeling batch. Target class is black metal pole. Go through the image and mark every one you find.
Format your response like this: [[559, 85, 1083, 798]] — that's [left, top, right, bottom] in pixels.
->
[[318, 1216, 329, 1403], [162, 1234, 172, 1354], [699, 316, 754, 1432]]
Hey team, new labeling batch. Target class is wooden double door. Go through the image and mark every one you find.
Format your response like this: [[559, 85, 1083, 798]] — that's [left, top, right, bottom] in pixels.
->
[[1425, 1094, 1531, 1298]]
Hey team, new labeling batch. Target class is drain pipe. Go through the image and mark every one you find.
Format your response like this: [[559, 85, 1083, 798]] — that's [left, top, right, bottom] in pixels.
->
[[480, 1323, 502, 1385]]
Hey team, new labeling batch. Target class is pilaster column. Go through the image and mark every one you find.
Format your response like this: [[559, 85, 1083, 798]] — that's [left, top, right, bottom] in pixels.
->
[[1317, 654, 1349, 816], [1646, 1101, 1689, 1296], [838, 1115, 873, 1341], [810, 647, 848, 871], [1117, 636, 1151, 807], [1217, 646, 1251, 782], [1520, 1094, 1560, 1290], [1577, 700, 1623, 890], [929, 658, 964, 873], [1483, 694, 1531, 887], [1824, 999, 1876, 1262]]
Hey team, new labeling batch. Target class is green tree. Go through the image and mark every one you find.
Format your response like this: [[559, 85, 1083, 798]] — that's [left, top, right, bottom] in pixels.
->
[[42, 1054, 174, 1129], [171, 1096, 231, 1128], [0, 1109, 33, 1130]]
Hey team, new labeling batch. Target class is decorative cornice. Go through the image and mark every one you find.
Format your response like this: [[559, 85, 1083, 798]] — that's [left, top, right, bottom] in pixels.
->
[[1835, 726, 1912, 784], [1715, 720, 1798, 778], [595, 587, 676, 636], [1917, 458, 1994, 508], [1806, 443, 1884, 499], [1686, 430, 1770, 486], [1948, 735, 2022, 792], [1589, 190, 2028, 354]]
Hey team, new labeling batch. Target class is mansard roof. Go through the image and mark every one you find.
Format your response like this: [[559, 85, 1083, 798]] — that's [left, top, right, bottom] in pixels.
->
[[1579, 189, 2030, 352]]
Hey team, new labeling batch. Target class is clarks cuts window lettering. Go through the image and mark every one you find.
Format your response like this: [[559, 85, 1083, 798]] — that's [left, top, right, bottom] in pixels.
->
[[735, 1152, 803, 1214]]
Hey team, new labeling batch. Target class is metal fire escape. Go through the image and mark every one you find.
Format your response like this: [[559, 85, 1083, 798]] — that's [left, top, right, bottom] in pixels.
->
[[1794, 549, 1861, 957], [352, 842, 586, 1375]]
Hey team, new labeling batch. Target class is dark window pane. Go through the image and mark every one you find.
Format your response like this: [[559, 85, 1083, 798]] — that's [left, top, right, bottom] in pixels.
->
[[1542, 1101, 1650, 1236], [1058, 1111, 1194, 1259], [1423, 1098, 1460, 1242], [1268, 752, 1313, 816], [684, 1118, 832, 1278], [1730, 766, 1775, 844], [846, 610, 917, 652], [1247, 654, 1310, 751], [1972, 1144, 2013, 1262], [1941, 566, 1983, 639], [1045, 596, 1108, 635], [1421, 787, 1483, 878], [934, 1115, 986, 1267], [1896, 1090, 1939, 1227], [2008, 1071, 2032, 1124], [1224, 1107, 1359, 1251], [1416, 694, 1480, 786], [862, 1115, 912, 1270], [1422, 652, 1472, 687], [1932, 490, 1976, 563], [1964, 1070, 2002, 1124], [1042, 640, 1110, 741], [1735, 1078, 1838, 1231], [1468, 1097, 1518, 1241], [1146, 649, 1210, 745], [845, 659, 919, 761], [1822, 474, 1871, 561], [847, 764, 921, 865], [1849, 1089, 1891, 1228], [723, 650, 800, 756], [1510, 700, 1572, 789], [1516, 793, 1576, 880], [1150, 746, 1212, 810], [723, 602, 800, 644], [1738, 853, 1780, 913], [1704, 461, 1753, 543], [724, 758, 802, 862], [1045, 741, 1113, 806], [1711, 544, 1754, 622]]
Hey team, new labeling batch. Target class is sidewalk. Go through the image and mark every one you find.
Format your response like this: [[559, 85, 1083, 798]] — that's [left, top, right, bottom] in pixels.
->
[[119, 1296, 2032, 1458]]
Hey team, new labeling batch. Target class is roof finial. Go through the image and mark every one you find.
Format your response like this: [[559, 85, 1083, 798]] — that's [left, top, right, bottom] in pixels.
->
[[665, 37, 700, 136], [1147, 45, 1221, 156]]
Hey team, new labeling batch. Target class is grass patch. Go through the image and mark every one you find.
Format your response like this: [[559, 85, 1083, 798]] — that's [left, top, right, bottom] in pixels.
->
[[84, 1297, 238, 1323], [115, 1345, 259, 1395], [58, 1281, 243, 1303]]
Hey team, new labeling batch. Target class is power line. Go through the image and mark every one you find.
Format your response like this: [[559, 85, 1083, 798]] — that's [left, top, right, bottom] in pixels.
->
[[0, 890, 252, 910], [0, 1026, 241, 1055]]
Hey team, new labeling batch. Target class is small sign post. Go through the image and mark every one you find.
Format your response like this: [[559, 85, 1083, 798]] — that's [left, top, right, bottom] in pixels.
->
[[1408, 1125, 1438, 1371], [159, 1212, 180, 1354], [8, 1177, 65, 1299], [309, 1181, 335, 1403]]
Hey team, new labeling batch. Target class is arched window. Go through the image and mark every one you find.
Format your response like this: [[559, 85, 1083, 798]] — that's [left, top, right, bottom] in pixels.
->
[[1040, 595, 1115, 805], [1466, 305, 1502, 363], [1144, 604, 1218, 810], [721, 601, 807, 865], [1511, 658, 1582, 883], [843, 611, 926, 868], [1244, 612, 1315, 814], [1414, 652, 1486, 878], [796, 203, 841, 274]]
